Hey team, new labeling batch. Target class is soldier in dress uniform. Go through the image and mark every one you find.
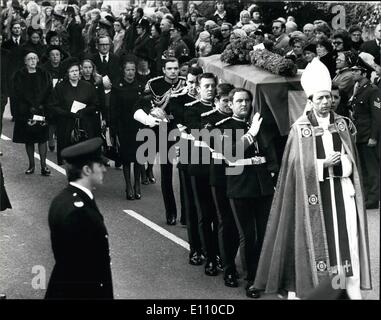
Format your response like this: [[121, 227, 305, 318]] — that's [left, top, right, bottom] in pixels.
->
[[183, 73, 222, 276], [208, 83, 241, 288], [168, 22, 190, 60], [167, 66, 205, 263], [218, 88, 279, 298], [134, 57, 186, 225], [45, 137, 113, 299], [349, 57, 380, 209]]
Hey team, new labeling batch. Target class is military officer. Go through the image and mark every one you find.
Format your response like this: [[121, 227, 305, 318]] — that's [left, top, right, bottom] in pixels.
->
[[350, 58, 380, 209], [134, 57, 186, 225], [168, 22, 190, 60], [218, 88, 279, 298], [208, 83, 241, 288], [45, 138, 113, 299], [183, 73, 221, 276], [167, 66, 205, 263]]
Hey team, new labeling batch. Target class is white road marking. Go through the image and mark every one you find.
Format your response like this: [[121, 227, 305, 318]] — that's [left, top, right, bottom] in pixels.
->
[[1, 134, 11, 141], [124, 210, 190, 251], [33, 153, 66, 175], [2, 132, 188, 250]]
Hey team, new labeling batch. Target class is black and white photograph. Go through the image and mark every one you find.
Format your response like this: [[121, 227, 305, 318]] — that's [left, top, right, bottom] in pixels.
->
[[0, 0, 380, 313]]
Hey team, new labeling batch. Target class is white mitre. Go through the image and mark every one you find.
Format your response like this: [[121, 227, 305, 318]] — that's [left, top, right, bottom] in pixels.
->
[[301, 57, 332, 97]]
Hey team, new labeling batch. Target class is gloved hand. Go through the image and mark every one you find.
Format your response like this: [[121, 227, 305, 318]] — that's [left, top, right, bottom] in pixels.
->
[[248, 113, 263, 137], [145, 114, 162, 127]]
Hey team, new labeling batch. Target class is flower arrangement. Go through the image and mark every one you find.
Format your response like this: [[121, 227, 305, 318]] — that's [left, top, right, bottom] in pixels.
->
[[250, 49, 298, 77], [220, 36, 256, 65]]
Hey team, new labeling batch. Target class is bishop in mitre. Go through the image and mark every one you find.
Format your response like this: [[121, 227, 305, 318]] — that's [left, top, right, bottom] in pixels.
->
[[253, 58, 372, 299]]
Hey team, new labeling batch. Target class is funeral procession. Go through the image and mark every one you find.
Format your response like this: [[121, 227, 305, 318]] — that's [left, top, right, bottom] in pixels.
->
[[0, 0, 380, 306]]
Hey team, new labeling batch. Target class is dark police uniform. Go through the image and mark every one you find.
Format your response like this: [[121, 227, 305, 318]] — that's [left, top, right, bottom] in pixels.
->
[[142, 75, 186, 224], [350, 79, 380, 208], [219, 116, 278, 288], [183, 99, 222, 275], [45, 138, 113, 299], [168, 38, 190, 60]]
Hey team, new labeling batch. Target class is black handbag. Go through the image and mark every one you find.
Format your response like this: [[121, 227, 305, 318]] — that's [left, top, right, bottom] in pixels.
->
[[101, 125, 120, 162], [70, 118, 88, 144]]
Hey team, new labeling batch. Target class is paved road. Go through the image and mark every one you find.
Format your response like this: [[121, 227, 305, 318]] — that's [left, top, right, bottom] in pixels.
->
[[0, 104, 379, 300]]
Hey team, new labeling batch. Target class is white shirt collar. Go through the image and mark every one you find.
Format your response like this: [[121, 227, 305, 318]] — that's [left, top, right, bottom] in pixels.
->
[[376, 39, 380, 46], [314, 110, 330, 128], [214, 10, 226, 18], [70, 182, 94, 200], [13, 36, 20, 42], [99, 52, 109, 62]]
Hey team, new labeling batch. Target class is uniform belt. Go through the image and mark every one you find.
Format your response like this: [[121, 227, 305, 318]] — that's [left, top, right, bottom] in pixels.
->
[[212, 152, 226, 160], [228, 156, 266, 166], [177, 124, 187, 132], [194, 140, 210, 148], [180, 132, 195, 140]]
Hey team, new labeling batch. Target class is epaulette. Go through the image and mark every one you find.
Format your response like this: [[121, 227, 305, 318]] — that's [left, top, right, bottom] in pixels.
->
[[215, 117, 232, 127], [146, 76, 163, 84], [201, 108, 217, 117], [184, 99, 200, 107]]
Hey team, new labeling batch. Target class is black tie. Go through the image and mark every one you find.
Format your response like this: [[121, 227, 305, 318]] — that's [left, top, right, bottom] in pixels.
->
[[102, 55, 107, 64]]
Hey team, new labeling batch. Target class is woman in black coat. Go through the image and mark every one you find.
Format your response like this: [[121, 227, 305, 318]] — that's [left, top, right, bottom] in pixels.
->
[[21, 27, 47, 59], [316, 37, 336, 79], [12, 50, 53, 175], [48, 58, 100, 165], [110, 55, 145, 200], [80, 59, 105, 137]]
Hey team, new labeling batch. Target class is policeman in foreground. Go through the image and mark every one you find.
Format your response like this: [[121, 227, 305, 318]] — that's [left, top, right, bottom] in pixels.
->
[[45, 138, 113, 299]]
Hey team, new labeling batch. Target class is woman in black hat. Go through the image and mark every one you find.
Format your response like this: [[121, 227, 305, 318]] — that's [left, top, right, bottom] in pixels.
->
[[21, 27, 46, 59], [133, 18, 154, 60], [48, 57, 100, 165], [41, 45, 66, 152], [12, 49, 53, 175], [110, 55, 145, 200], [134, 48, 156, 86]]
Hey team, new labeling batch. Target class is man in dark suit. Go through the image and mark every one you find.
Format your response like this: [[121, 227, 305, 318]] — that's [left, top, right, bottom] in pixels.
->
[[91, 35, 120, 91], [45, 138, 113, 299], [92, 35, 120, 164], [2, 20, 26, 118], [65, 6, 85, 58], [360, 23, 381, 66], [122, 14, 136, 53]]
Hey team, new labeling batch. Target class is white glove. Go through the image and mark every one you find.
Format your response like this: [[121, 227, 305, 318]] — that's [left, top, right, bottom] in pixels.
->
[[247, 112, 263, 137], [134, 109, 162, 127]]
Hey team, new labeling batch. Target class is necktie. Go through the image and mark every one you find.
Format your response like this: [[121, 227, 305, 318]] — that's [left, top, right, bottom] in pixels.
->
[[102, 55, 107, 64]]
